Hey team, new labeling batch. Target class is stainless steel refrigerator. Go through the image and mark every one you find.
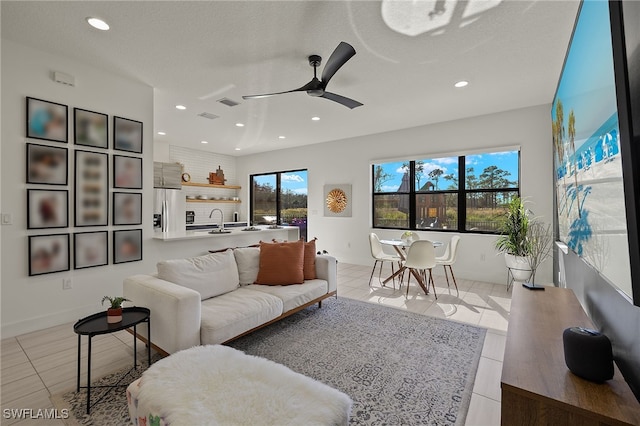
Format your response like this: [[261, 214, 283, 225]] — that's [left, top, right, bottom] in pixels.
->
[[153, 188, 186, 232]]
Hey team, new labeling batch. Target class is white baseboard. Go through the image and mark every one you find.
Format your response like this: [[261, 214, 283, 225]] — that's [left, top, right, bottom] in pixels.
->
[[1, 304, 99, 339]]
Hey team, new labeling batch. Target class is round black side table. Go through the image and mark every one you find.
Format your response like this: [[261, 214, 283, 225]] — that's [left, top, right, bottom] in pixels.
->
[[73, 306, 151, 414]]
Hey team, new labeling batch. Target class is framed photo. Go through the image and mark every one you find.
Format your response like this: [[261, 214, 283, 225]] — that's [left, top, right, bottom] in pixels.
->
[[114, 116, 143, 153], [28, 233, 70, 276], [26, 97, 68, 143], [27, 189, 68, 229], [74, 231, 108, 269], [74, 108, 108, 149], [324, 184, 352, 217], [113, 155, 142, 189], [26, 143, 68, 185], [75, 150, 108, 227], [113, 229, 142, 264], [113, 192, 142, 225]]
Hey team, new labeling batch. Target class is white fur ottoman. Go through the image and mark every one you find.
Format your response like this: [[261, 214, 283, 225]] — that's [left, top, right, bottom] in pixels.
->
[[127, 345, 352, 426]]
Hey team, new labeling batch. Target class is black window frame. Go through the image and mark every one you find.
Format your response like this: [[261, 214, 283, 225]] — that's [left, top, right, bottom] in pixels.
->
[[249, 168, 308, 227], [372, 152, 520, 234]]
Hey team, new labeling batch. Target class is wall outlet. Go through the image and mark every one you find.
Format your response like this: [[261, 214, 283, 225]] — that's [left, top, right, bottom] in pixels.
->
[[480, 253, 486, 261], [63, 278, 72, 290]]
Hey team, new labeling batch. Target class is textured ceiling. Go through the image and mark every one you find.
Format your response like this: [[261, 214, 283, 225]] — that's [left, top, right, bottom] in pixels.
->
[[1, 0, 580, 156]]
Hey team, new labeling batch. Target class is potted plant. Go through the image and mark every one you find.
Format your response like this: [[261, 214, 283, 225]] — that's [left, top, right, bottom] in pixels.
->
[[102, 296, 131, 323], [494, 197, 533, 281], [401, 231, 418, 244]]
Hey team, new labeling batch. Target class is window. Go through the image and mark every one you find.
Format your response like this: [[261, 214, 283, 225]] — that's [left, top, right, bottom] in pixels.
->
[[250, 169, 308, 240], [372, 150, 519, 233]]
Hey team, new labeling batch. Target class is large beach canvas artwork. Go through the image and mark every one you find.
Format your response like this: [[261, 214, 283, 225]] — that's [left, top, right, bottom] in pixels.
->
[[552, 0, 631, 297]]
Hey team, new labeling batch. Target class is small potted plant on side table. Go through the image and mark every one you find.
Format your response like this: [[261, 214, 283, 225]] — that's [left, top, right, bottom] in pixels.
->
[[102, 296, 131, 323]]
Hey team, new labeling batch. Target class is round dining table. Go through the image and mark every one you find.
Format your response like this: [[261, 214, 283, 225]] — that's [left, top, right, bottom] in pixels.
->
[[378, 239, 443, 294]]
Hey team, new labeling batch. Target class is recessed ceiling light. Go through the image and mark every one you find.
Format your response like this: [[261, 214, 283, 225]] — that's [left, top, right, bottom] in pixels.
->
[[235, 148, 241, 151], [311, 116, 320, 121], [157, 131, 166, 136], [278, 136, 286, 139], [201, 141, 208, 144], [176, 105, 186, 110], [235, 123, 245, 127], [454, 80, 469, 88], [86, 17, 110, 31]]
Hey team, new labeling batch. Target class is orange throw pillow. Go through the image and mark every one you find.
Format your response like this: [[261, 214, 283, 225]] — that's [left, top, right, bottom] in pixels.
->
[[304, 238, 317, 280], [255, 240, 305, 285]]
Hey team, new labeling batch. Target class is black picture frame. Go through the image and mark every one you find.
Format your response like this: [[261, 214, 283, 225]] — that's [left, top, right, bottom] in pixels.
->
[[26, 143, 68, 185], [27, 189, 69, 229], [113, 155, 142, 189], [113, 192, 142, 225], [28, 233, 70, 276], [114, 116, 143, 153], [74, 108, 108, 149], [26, 97, 68, 143], [74, 231, 108, 269], [113, 229, 142, 264], [74, 150, 108, 227]]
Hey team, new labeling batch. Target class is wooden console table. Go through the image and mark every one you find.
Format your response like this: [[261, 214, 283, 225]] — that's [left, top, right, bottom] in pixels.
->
[[501, 284, 640, 425]]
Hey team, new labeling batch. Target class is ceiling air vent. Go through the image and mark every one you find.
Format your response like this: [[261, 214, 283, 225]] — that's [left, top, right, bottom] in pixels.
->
[[197, 112, 219, 120], [217, 97, 240, 107]]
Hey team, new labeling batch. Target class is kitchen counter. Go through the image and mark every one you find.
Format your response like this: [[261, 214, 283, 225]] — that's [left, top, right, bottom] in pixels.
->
[[153, 225, 299, 241]]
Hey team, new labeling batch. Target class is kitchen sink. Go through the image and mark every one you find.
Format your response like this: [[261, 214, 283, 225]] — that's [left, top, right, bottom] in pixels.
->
[[208, 229, 232, 234]]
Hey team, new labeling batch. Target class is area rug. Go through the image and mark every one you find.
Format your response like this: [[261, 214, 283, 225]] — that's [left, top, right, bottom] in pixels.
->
[[51, 353, 164, 426], [53, 297, 485, 426], [229, 297, 486, 426]]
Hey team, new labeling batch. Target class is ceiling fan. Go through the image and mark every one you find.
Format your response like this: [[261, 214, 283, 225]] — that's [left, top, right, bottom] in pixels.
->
[[243, 41, 363, 109]]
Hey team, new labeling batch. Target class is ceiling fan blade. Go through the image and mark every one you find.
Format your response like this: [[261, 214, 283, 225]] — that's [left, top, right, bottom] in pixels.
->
[[320, 42, 356, 87], [320, 92, 363, 109], [243, 79, 319, 100]]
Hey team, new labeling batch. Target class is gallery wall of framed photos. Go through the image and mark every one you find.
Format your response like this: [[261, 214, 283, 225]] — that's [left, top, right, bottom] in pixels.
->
[[25, 96, 144, 276]]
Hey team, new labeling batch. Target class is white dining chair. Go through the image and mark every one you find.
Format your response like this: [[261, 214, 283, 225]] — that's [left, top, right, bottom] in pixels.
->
[[403, 240, 437, 298], [435, 235, 460, 292], [369, 233, 402, 288]]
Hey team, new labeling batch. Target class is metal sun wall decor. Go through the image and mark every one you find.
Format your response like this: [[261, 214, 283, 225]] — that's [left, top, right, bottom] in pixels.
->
[[324, 184, 352, 217]]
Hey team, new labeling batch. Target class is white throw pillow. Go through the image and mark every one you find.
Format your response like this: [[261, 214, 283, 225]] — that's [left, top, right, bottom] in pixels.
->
[[157, 250, 239, 300], [233, 247, 260, 285]]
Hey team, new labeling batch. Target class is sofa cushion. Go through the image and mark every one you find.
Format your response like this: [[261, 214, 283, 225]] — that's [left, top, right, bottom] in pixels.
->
[[233, 247, 260, 286], [303, 239, 317, 280], [255, 240, 305, 285], [247, 279, 328, 312], [157, 250, 239, 300], [200, 288, 283, 345]]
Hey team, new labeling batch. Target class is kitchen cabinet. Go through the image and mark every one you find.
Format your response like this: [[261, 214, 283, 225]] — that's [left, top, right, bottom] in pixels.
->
[[153, 162, 182, 189]]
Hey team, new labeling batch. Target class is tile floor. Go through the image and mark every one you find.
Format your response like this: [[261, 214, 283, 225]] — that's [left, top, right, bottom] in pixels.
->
[[1, 262, 511, 425]]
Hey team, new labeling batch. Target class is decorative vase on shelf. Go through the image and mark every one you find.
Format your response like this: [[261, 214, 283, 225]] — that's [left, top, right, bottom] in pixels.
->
[[107, 307, 122, 323]]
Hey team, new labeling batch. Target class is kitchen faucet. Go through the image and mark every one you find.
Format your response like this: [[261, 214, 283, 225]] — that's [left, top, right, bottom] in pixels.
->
[[209, 208, 225, 231]]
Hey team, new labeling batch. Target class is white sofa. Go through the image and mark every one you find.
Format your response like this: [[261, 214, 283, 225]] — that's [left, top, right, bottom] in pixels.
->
[[124, 247, 338, 355]]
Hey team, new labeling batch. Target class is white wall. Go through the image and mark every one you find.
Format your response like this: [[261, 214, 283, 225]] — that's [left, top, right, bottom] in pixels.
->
[[0, 40, 158, 337], [237, 104, 554, 286]]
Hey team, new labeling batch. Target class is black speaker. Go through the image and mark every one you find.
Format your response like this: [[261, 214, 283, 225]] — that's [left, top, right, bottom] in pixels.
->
[[563, 327, 614, 383]]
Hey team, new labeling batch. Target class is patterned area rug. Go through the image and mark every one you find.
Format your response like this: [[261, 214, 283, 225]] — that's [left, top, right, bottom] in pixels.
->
[[229, 298, 486, 426], [52, 297, 485, 426]]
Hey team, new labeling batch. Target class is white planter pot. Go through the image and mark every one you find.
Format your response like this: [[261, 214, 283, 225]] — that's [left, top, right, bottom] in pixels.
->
[[504, 253, 533, 281]]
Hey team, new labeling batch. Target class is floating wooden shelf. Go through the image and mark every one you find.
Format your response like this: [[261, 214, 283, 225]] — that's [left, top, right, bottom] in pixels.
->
[[182, 182, 241, 189], [186, 199, 241, 204]]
